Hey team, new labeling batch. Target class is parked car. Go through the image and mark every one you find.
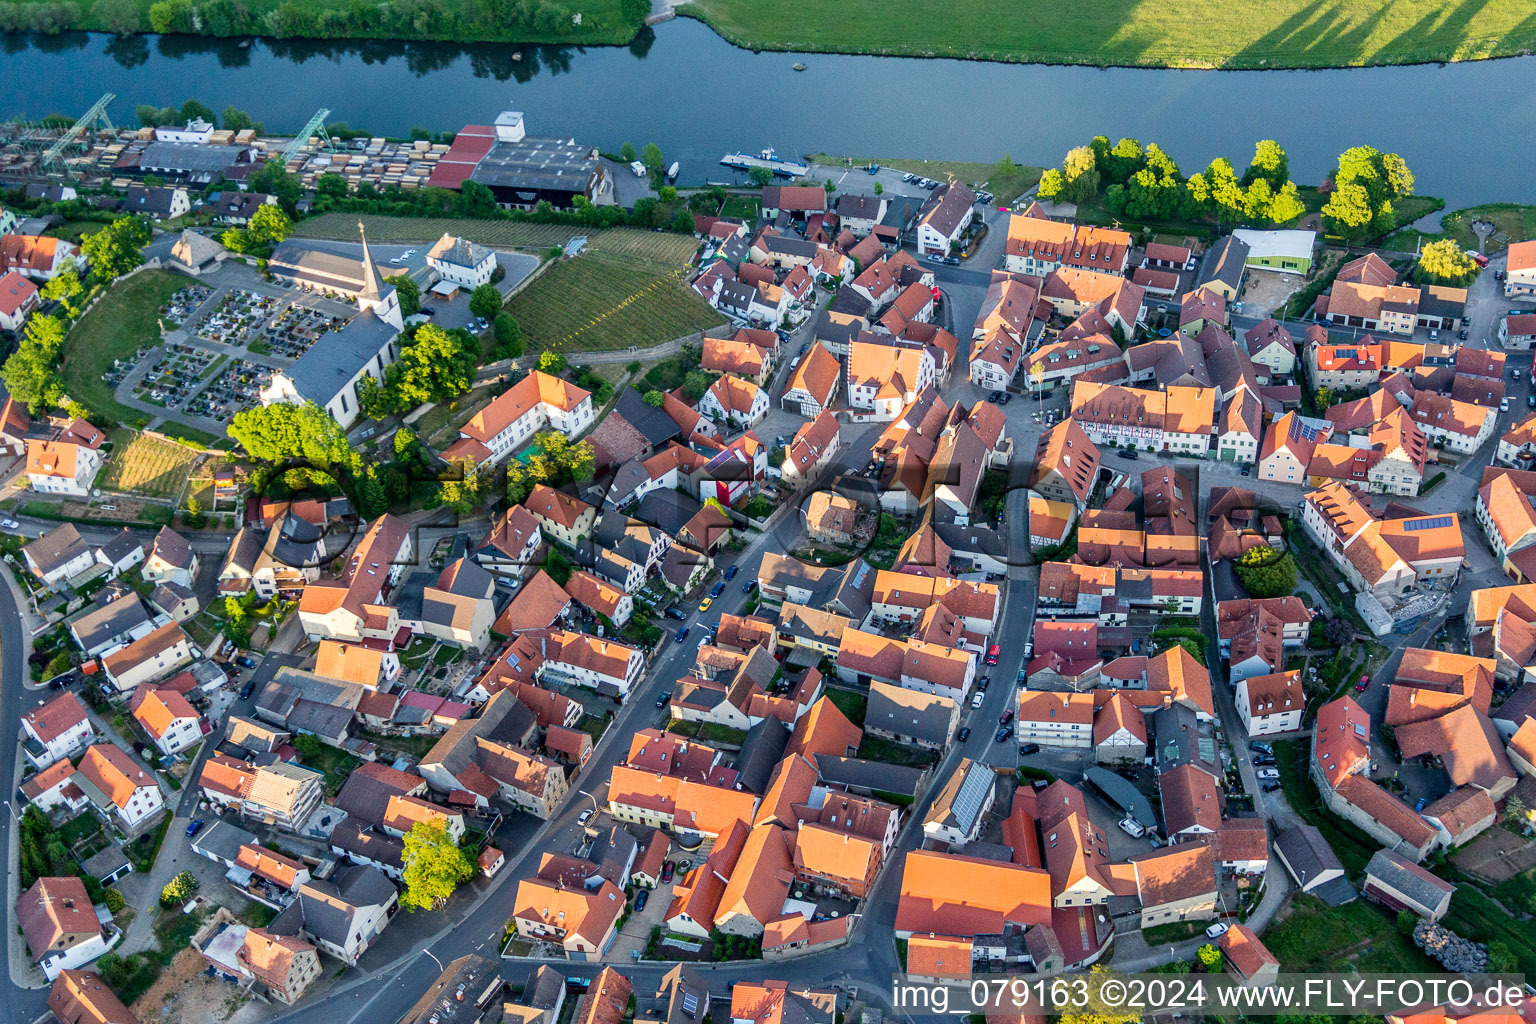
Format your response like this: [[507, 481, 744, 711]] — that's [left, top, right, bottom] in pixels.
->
[[661, 861, 675, 883], [578, 808, 594, 825], [1120, 449, 1139, 459], [972, 691, 985, 709], [235, 655, 257, 668], [994, 725, 1014, 743], [998, 709, 1014, 725], [944, 256, 960, 266], [986, 644, 1001, 665], [1262, 782, 1282, 793], [664, 607, 688, 621], [0, 517, 18, 530], [710, 581, 725, 597], [656, 690, 671, 708], [957, 726, 971, 742], [741, 579, 758, 594], [1503, 398, 1512, 412], [1018, 742, 1040, 756], [1255, 768, 1280, 781], [674, 627, 690, 642], [1248, 742, 1273, 755], [1022, 641, 1034, 660], [1459, 328, 1469, 340], [238, 680, 254, 700], [698, 597, 712, 613], [185, 819, 205, 838], [1252, 755, 1276, 767], [634, 889, 648, 911], [1118, 817, 1146, 838], [1527, 393, 1535, 409], [724, 565, 739, 580], [999, 392, 1011, 405], [977, 675, 989, 692], [1205, 922, 1229, 939]]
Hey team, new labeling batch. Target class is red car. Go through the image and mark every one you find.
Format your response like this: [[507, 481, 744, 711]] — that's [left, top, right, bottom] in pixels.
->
[[1354, 674, 1370, 692], [985, 644, 1001, 666], [999, 709, 1014, 725]]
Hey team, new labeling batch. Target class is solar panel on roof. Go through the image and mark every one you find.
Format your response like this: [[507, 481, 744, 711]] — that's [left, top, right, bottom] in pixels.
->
[[682, 993, 699, 1016], [1402, 516, 1453, 531]]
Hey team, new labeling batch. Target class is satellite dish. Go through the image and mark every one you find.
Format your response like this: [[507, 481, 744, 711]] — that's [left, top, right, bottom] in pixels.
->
[[831, 911, 840, 917]]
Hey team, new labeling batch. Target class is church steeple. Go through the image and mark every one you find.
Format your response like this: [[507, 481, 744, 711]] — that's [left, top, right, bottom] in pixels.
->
[[358, 220, 383, 302]]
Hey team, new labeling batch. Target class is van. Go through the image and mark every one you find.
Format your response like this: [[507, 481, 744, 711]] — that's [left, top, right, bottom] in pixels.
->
[[629, 161, 646, 177], [1118, 817, 1146, 838]]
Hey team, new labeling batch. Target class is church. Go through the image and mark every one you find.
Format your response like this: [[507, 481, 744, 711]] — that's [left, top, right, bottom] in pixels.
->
[[259, 225, 403, 428]]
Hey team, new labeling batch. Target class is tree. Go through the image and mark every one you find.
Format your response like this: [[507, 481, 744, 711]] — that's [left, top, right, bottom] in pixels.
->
[[1243, 139, 1289, 189], [184, 496, 206, 528], [874, 182, 883, 196], [1416, 238, 1478, 285], [355, 373, 392, 421], [505, 459, 532, 505], [435, 458, 481, 514], [383, 324, 476, 409], [400, 820, 476, 911], [1487, 941, 1517, 974], [454, 180, 497, 219], [1321, 181, 1375, 239], [1505, 794, 1526, 824], [682, 369, 715, 401], [643, 390, 666, 407], [40, 267, 83, 317], [748, 166, 773, 188], [1243, 178, 1274, 224], [1268, 181, 1306, 225], [469, 283, 503, 322], [640, 143, 664, 178], [1315, 385, 1334, 409], [1196, 943, 1223, 970], [221, 106, 261, 132], [543, 547, 573, 586], [159, 870, 199, 908], [538, 351, 568, 375], [658, 185, 678, 203], [103, 888, 126, 914], [246, 204, 292, 247], [228, 401, 357, 471], [1060, 146, 1101, 205], [292, 734, 324, 760], [82, 216, 150, 280], [247, 160, 304, 216], [1205, 158, 1245, 226], [1036, 167, 1064, 200], [494, 314, 524, 359], [391, 274, 421, 319], [316, 172, 350, 199], [2, 313, 66, 413], [670, 208, 695, 233], [1057, 966, 1140, 1024], [1234, 546, 1298, 598], [619, 141, 636, 163], [1105, 137, 1144, 184]]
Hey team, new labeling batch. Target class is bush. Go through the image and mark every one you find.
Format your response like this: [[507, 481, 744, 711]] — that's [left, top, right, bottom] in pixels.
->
[[104, 888, 127, 914]]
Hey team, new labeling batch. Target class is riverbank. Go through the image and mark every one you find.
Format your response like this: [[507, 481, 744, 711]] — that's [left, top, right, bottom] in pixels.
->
[[0, 0, 640, 46], [805, 154, 1041, 204], [679, 0, 1536, 70]]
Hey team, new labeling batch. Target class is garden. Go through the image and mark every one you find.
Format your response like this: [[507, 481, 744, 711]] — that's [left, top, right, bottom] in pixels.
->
[[95, 429, 204, 499]]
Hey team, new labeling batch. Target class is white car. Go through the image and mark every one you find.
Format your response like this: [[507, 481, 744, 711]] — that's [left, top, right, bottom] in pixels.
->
[[577, 809, 594, 825], [0, 517, 18, 530], [1117, 817, 1146, 838], [1205, 922, 1229, 938], [1255, 768, 1280, 781], [971, 691, 985, 709]]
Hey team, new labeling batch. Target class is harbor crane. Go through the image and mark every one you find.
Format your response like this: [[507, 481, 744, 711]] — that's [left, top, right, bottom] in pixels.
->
[[42, 92, 115, 175]]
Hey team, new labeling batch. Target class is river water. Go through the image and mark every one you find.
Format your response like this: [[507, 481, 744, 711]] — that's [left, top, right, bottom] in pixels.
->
[[4, 18, 1536, 211]]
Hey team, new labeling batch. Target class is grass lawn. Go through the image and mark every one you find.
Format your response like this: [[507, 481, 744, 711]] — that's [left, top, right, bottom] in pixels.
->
[[413, 385, 498, 447], [61, 270, 186, 428], [301, 746, 361, 797], [1388, 203, 1536, 254], [48, 220, 107, 244], [1140, 919, 1206, 946], [683, 0, 1536, 69], [503, 252, 724, 354], [296, 214, 700, 267], [96, 429, 203, 500], [807, 153, 1041, 204], [857, 734, 935, 768], [1273, 739, 1377, 878], [1441, 876, 1536, 976], [825, 687, 867, 726], [1263, 893, 1437, 972]]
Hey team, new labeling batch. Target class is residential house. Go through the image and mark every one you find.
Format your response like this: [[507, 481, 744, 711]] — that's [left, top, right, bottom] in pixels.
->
[[699, 374, 770, 429], [100, 622, 194, 694], [141, 527, 198, 588], [915, 182, 977, 256], [1363, 848, 1455, 921], [0, 269, 40, 331], [47, 969, 141, 1024], [526, 484, 597, 547], [921, 757, 995, 846], [24, 523, 95, 585], [476, 505, 545, 579], [18, 877, 113, 981], [130, 686, 203, 756], [443, 370, 594, 466], [1219, 925, 1281, 988], [76, 744, 163, 830], [1235, 671, 1304, 736], [1130, 844, 1218, 928], [781, 343, 841, 418], [21, 692, 94, 770], [267, 865, 399, 966], [426, 233, 498, 289], [864, 680, 957, 750], [26, 436, 104, 497]]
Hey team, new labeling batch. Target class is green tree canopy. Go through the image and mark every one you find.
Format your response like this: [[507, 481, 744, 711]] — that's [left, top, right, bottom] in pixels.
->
[[82, 216, 150, 280], [619, 141, 636, 163], [1, 313, 67, 413], [1060, 146, 1101, 204], [1415, 238, 1479, 285], [1036, 167, 1064, 201], [469, 283, 503, 322], [228, 401, 357, 471], [382, 324, 477, 411], [400, 820, 476, 911], [392, 274, 421, 318], [1321, 181, 1375, 238], [1197, 943, 1223, 969], [493, 313, 524, 359], [538, 351, 568, 375], [643, 390, 666, 407], [640, 142, 664, 176], [316, 172, 349, 199], [246, 204, 292, 247], [1243, 139, 1289, 189], [40, 267, 84, 317], [1234, 545, 1298, 598], [1326, 146, 1413, 238]]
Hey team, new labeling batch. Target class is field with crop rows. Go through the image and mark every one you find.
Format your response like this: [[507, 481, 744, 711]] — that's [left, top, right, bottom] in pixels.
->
[[504, 252, 724, 353], [295, 214, 700, 266], [96, 429, 203, 500]]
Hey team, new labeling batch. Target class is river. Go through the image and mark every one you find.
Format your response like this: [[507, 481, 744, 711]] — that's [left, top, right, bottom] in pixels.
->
[[3, 18, 1536, 212]]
